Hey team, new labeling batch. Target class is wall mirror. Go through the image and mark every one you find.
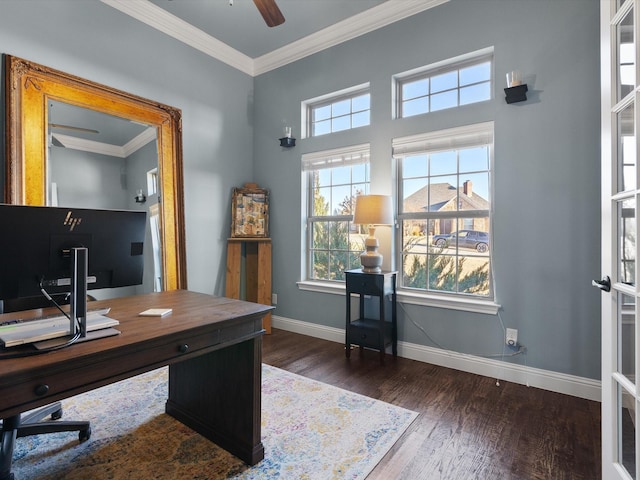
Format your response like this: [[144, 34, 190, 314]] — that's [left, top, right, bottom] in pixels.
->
[[4, 55, 187, 293]]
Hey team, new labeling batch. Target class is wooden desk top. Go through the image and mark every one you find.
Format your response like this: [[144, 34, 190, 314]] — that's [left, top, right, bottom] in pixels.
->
[[0, 290, 272, 418]]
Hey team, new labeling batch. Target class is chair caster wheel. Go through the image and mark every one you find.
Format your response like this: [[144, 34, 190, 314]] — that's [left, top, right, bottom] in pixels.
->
[[79, 427, 91, 441], [51, 409, 62, 420]]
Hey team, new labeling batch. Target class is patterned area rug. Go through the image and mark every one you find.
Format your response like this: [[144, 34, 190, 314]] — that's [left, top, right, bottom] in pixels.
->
[[11, 364, 418, 479]]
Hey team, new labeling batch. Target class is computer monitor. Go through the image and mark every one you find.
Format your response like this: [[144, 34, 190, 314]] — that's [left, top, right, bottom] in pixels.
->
[[0, 204, 146, 337]]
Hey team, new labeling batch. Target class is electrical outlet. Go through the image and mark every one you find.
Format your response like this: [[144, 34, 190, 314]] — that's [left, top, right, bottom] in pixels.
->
[[271, 293, 277, 305], [505, 328, 518, 346]]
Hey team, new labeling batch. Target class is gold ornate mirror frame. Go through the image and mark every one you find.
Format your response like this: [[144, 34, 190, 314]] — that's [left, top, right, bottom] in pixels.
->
[[4, 55, 187, 290]]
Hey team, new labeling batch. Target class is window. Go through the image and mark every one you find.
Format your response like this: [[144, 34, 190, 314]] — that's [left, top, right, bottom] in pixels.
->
[[303, 84, 370, 138], [395, 49, 493, 118], [394, 122, 493, 298], [303, 145, 370, 281]]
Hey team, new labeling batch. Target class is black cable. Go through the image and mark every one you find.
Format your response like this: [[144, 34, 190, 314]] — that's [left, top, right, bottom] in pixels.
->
[[0, 286, 81, 359]]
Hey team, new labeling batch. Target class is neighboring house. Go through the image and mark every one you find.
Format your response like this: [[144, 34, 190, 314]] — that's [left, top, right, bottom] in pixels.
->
[[404, 180, 489, 236]]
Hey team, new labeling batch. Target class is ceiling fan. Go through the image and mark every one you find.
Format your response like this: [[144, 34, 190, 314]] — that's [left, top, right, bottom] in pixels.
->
[[251, 0, 285, 27], [170, 0, 285, 28]]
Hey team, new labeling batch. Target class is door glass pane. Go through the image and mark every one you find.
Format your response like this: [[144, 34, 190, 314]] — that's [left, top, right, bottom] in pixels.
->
[[620, 293, 636, 384], [618, 383, 637, 478], [618, 102, 636, 192], [617, 7, 635, 102], [619, 198, 636, 285]]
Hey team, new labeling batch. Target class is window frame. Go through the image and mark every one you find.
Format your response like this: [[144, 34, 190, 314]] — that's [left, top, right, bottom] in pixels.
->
[[394, 47, 494, 119], [393, 122, 498, 312], [302, 83, 370, 138], [300, 144, 371, 284]]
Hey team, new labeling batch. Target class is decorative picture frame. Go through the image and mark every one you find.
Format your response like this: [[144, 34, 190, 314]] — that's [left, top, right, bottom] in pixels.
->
[[231, 183, 269, 238]]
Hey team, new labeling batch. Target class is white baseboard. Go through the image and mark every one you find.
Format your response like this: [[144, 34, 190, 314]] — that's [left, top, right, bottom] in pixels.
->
[[271, 315, 601, 402]]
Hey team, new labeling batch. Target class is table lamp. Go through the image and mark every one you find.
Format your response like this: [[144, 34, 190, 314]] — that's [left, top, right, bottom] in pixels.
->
[[353, 194, 394, 273]]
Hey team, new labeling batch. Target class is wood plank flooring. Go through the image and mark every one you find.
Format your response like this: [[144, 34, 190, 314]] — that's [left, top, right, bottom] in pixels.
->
[[262, 328, 601, 480]]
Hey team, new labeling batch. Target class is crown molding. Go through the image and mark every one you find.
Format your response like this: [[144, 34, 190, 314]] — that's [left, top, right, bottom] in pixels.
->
[[101, 0, 449, 77], [52, 127, 156, 158], [254, 0, 449, 75], [122, 127, 157, 157], [100, 0, 254, 75]]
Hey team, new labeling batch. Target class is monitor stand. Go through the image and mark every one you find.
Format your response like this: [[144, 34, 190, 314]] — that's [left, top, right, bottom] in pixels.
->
[[33, 327, 120, 350], [69, 247, 88, 338]]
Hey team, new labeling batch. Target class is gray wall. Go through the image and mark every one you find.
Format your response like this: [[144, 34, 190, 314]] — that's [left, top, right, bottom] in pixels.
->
[[0, 0, 602, 380], [253, 0, 602, 379]]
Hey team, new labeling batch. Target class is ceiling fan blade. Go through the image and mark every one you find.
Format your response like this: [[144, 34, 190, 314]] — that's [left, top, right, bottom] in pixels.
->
[[253, 0, 285, 27]]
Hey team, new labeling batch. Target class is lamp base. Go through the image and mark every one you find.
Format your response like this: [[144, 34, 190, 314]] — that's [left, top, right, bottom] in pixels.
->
[[360, 235, 383, 273], [360, 264, 382, 274]]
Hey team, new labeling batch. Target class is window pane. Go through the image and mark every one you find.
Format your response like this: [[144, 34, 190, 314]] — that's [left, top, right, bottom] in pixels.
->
[[618, 384, 637, 476], [431, 90, 458, 111], [403, 155, 428, 178], [317, 169, 331, 189], [332, 99, 351, 117], [312, 221, 329, 249], [619, 198, 636, 286], [430, 151, 457, 176], [460, 82, 490, 105], [314, 120, 331, 136], [619, 292, 636, 384], [352, 94, 370, 112], [431, 71, 458, 93], [403, 179, 427, 213], [460, 146, 489, 172], [332, 165, 352, 185], [618, 102, 636, 193], [352, 163, 369, 184], [352, 110, 370, 128], [314, 105, 331, 122], [330, 185, 351, 214], [617, 8, 635, 101], [403, 97, 429, 117], [314, 186, 330, 216], [403, 79, 429, 100], [312, 250, 330, 279], [428, 175, 457, 211], [460, 62, 490, 86], [458, 173, 490, 212], [332, 116, 351, 132]]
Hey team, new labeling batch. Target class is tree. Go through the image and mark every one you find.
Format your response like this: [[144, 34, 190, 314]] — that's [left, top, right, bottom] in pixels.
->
[[403, 243, 490, 295]]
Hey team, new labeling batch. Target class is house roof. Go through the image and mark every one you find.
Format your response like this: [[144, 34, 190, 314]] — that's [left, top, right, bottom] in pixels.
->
[[403, 182, 489, 213]]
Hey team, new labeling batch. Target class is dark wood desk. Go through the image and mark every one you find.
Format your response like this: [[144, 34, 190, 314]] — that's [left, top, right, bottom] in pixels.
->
[[0, 290, 272, 476]]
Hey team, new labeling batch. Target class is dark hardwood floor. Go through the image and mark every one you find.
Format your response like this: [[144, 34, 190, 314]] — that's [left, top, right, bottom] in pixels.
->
[[262, 329, 601, 480]]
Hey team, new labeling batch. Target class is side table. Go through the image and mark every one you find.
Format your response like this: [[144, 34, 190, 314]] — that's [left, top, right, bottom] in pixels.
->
[[345, 269, 397, 362]]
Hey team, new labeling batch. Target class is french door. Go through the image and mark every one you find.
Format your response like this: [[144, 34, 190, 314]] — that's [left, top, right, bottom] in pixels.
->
[[602, 1, 640, 478]]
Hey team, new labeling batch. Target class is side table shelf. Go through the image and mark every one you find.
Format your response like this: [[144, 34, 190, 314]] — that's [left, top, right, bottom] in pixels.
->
[[345, 269, 397, 362]]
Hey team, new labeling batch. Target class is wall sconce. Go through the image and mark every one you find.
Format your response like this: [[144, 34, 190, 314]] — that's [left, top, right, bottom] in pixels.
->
[[504, 70, 528, 104], [279, 126, 296, 148], [134, 189, 146, 203], [353, 194, 394, 273]]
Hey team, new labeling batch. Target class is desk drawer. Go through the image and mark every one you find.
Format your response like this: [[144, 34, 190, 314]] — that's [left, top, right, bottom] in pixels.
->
[[0, 329, 221, 417]]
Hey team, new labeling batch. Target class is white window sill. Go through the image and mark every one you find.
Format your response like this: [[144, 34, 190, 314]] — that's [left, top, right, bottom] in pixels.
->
[[296, 280, 501, 315]]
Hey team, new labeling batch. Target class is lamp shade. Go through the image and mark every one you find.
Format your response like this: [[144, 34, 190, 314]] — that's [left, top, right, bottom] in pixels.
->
[[353, 195, 393, 225]]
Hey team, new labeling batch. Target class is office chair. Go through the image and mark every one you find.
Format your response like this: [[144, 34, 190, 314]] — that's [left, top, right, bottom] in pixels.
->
[[0, 297, 91, 480]]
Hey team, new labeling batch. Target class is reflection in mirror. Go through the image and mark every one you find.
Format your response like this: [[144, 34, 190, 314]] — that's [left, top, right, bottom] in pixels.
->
[[47, 101, 163, 298], [5, 55, 186, 294]]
